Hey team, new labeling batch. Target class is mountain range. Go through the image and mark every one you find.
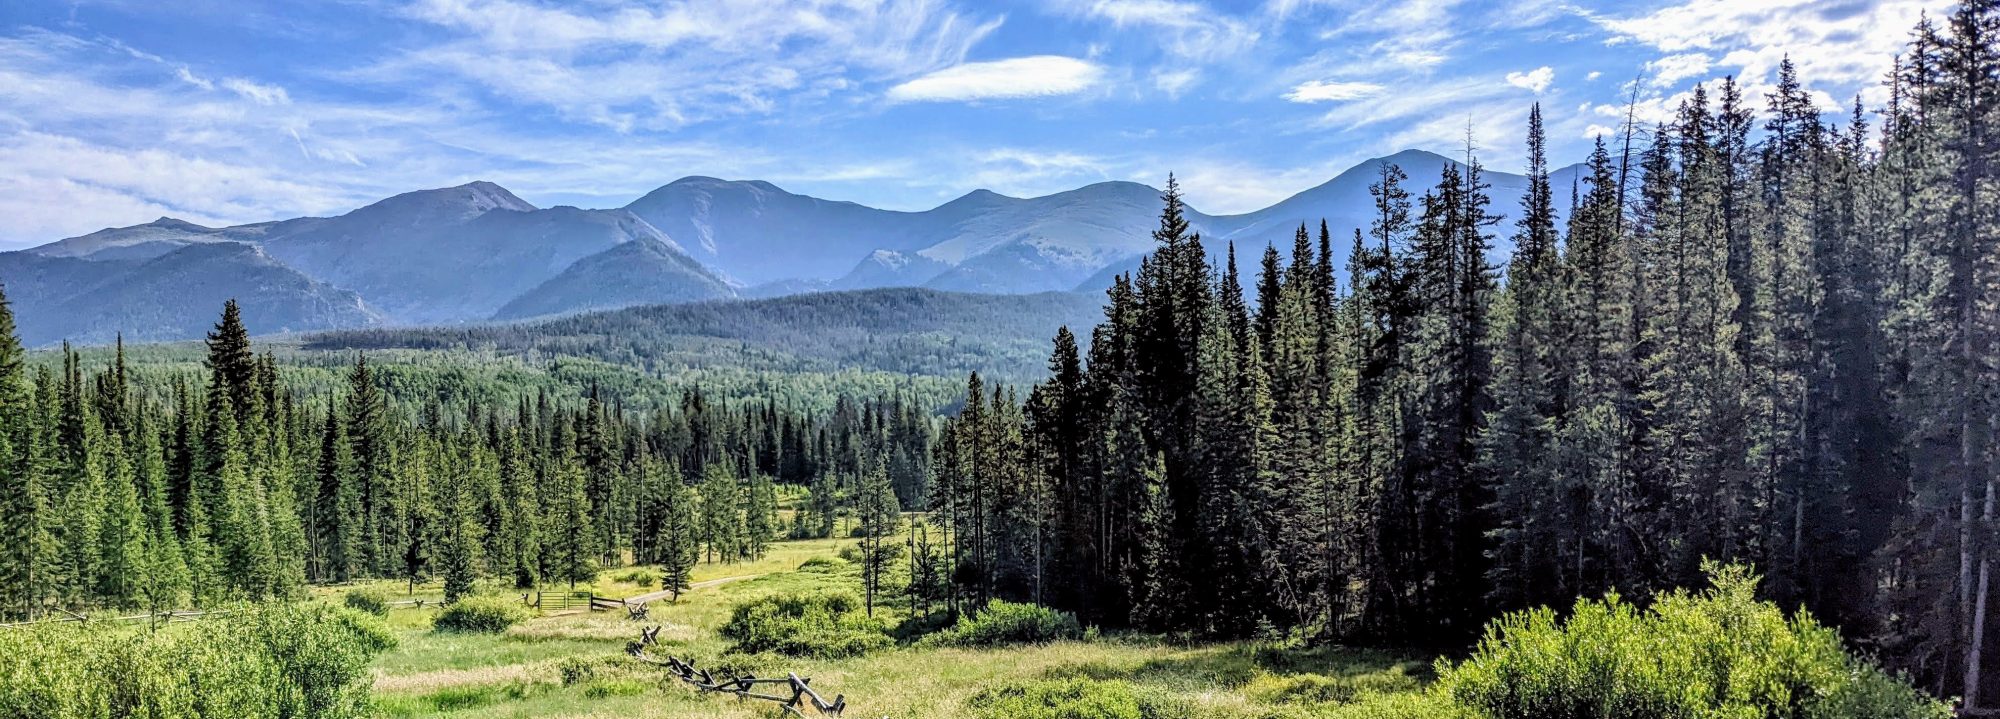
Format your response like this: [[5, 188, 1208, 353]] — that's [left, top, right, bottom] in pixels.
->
[[2, 149, 1581, 346]]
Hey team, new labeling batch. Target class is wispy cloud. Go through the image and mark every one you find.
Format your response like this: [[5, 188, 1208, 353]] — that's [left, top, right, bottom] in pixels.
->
[[1591, 0, 1949, 104], [223, 77, 289, 105], [1072, 0, 1260, 60], [381, 0, 1005, 129], [887, 56, 1103, 102], [1283, 80, 1384, 103]]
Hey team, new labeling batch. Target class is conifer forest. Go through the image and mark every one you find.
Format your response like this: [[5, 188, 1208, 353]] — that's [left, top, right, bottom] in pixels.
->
[[0, 3, 1997, 718]]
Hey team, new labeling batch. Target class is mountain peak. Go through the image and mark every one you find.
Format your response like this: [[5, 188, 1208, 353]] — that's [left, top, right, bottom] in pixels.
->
[[346, 180, 535, 226]]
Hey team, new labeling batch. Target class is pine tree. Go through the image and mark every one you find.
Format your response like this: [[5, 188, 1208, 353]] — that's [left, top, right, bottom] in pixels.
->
[[657, 475, 698, 601], [743, 473, 778, 560], [0, 285, 50, 620], [857, 459, 900, 617], [345, 355, 391, 576], [552, 443, 596, 590], [698, 464, 743, 563], [437, 465, 481, 603], [96, 431, 145, 606], [313, 399, 358, 583]]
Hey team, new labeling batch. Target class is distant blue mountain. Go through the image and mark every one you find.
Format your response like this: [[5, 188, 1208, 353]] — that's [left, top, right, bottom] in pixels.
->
[[6, 149, 1586, 345]]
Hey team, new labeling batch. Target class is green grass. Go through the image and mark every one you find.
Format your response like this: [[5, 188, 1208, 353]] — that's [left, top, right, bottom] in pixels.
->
[[361, 536, 1433, 719]]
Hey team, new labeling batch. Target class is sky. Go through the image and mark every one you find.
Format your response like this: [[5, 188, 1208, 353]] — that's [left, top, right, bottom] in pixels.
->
[[0, 0, 1952, 248]]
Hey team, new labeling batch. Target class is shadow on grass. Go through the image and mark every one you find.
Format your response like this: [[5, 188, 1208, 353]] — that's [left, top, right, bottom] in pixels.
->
[[1042, 640, 1434, 691]]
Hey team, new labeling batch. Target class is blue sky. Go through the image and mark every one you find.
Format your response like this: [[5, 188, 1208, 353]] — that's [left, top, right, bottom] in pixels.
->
[[0, 0, 1946, 247]]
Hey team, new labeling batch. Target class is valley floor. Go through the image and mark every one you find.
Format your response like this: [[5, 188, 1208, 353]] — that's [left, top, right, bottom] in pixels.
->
[[352, 536, 1432, 719]]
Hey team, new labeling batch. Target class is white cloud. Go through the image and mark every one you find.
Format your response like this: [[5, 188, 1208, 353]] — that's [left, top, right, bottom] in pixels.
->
[[385, 0, 1006, 129], [887, 56, 1103, 102], [1506, 66, 1554, 93], [1593, 0, 1951, 103], [174, 66, 212, 90], [1153, 68, 1200, 97], [1646, 52, 1711, 87], [223, 77, 290, 105], [1585, 71, 1602, 81], [1583, 123, 1619, 139], [1283, 80, 1384, 103], [1073, 0, 1260, 60]]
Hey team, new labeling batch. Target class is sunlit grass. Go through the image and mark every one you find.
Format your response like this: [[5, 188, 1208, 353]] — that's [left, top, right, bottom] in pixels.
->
[[365, 534, 1430, 719]]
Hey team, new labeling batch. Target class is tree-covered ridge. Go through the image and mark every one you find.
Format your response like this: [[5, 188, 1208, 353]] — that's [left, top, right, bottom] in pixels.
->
[[924, 3, 1999, 707], [0, 293, 940, 615], [303, 286, 1107, 386]]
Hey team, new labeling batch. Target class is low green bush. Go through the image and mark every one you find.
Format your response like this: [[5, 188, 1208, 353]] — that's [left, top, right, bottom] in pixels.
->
[[557, 656, 598, 686], [612, 567, 659, 585], [798, 556, 849, 573], [432, 596, 531, 633], [582, 678, 651, 699], [0, 603, 394, 719], [1247, 668, 1421, 706], [720, 590, 891, 658], [1435, 563, 1950, 719], [924, 600, 1083, 647], [343, 587, 389, 616], [973, 678, 1143, 719]]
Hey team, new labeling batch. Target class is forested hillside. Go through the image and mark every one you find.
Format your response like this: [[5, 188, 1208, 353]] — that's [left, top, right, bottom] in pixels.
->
[[921, 12, 2000, 707], [308, 287, 1106, 385], [0, 299, 937, 612], [0, 2, 1992, 715]]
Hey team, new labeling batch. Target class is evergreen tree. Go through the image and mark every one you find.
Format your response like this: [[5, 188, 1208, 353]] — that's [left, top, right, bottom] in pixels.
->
[[657, 476, 699, 601], [743, 473, 778, 560]]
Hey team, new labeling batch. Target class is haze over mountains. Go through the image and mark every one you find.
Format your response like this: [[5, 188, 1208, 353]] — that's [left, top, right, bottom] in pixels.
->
[[1, 149, 1580, 346]]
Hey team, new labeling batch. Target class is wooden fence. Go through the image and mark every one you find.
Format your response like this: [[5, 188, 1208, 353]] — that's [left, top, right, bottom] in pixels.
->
[[628, 627, 847, 717], [532, 591, 592, 611]]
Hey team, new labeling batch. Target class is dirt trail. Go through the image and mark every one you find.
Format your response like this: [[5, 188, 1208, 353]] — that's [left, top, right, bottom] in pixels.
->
[[617, 573, 765, 606]]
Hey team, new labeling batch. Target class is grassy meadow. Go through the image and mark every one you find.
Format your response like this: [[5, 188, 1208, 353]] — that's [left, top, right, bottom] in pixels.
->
[[350, 534, 1435, 719]]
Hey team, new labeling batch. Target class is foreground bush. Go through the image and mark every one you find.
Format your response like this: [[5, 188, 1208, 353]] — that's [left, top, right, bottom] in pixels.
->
[[973, 678, 1143, 719], [1436, 564, 1949, 719], [924, 600, 1083, 647], [433, 596, 531, 633], [343, 587, 389, 615], [720, 590, 890, 658], [0, 603, 394, 719], [1246, 667, 1422, 706]]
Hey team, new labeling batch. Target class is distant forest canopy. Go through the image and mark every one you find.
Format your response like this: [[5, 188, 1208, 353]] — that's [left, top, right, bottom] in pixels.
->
[[302, 286, 1109, 388], [0, 0, 1991, 711], [0, 299, 938, 613], [924, 4, 2000, 708]]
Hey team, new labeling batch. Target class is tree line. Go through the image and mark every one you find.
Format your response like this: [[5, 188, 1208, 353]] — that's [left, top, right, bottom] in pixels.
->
[[0, 298, 938, 614], [924, 3, 1999, 706]]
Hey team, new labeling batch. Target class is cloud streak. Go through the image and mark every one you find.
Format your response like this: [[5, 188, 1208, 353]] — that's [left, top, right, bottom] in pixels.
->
[[887, 56, 1104, 102]]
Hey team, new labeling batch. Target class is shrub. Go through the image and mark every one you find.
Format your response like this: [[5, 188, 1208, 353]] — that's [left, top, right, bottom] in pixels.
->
[[973, 678, 1143, 719], [720, 590, 891, 658], [582, 678, 651, 699], [612, 567, 659, 585], [433, 596, 531, 633], [798, 556, 849, 573], [1246, 668, 1421, 706], [1435, 563, 1950, 719], [343, 587, 389, 616], [0, 603, 394, 719], [558, 656, 598, 686], [924, 600, 1083, 647]]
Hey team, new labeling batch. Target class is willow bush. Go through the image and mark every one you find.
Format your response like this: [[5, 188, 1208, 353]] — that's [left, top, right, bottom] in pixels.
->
[[1435, 564, 1949, 719], [0, 603, 394, 719], [720, 590, 890, 658]]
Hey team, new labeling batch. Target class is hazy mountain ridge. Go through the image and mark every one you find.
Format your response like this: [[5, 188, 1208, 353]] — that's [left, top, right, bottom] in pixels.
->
[[9, 149, 1584, 345]]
